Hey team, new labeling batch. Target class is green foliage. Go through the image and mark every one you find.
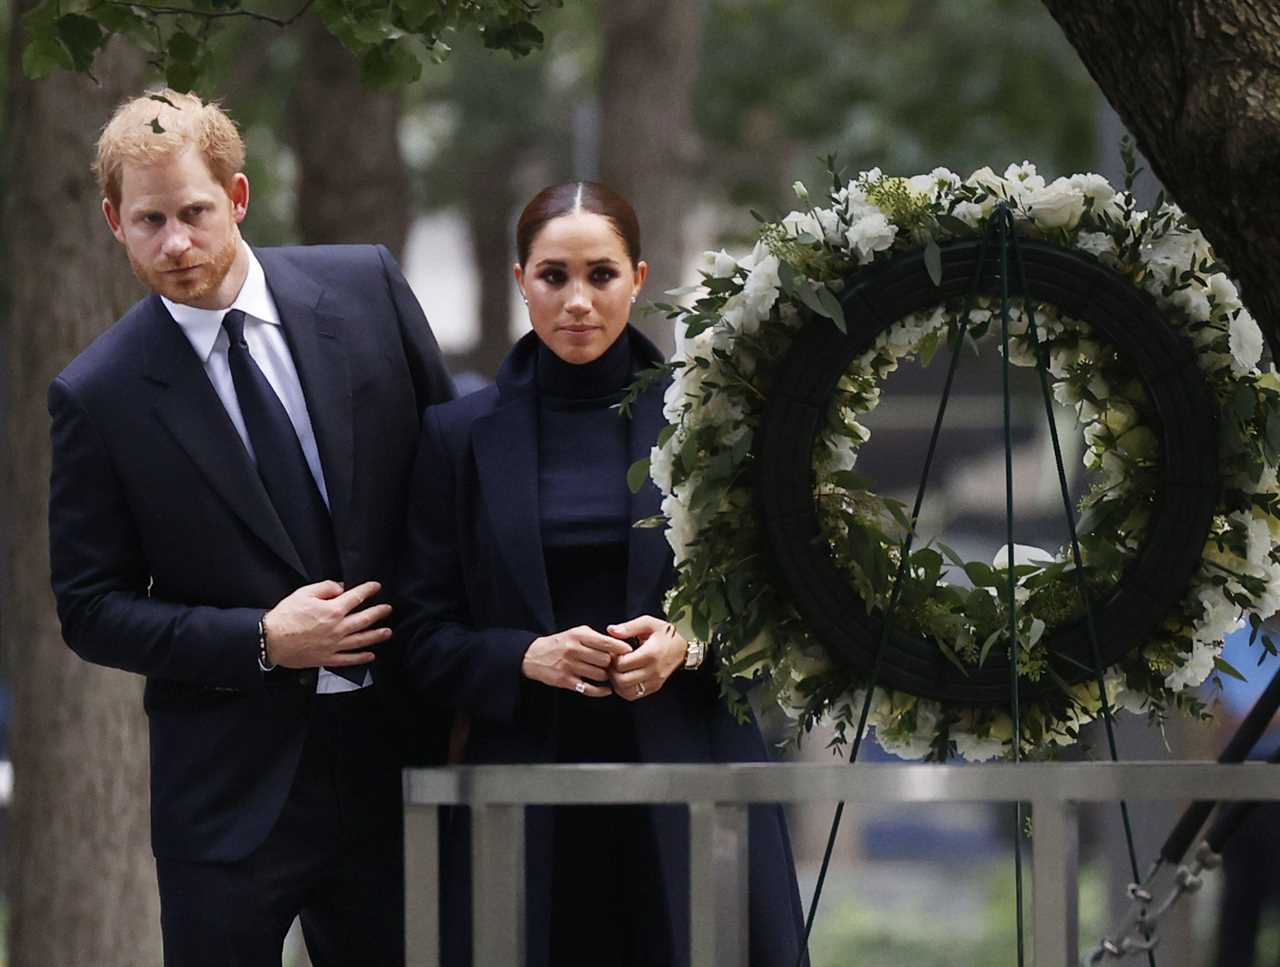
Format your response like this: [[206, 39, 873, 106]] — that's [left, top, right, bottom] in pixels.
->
[[696, 0, 1097, 228], [20, 0, 561, 88]]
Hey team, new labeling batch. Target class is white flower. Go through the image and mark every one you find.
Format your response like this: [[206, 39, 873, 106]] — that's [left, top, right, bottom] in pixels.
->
[[1170, 284, 1212, 323], [966, 165, 1008, 197], [845, 213, 898, 264], [782, 208, 842, 245], [662, 489, 696, 565], [792, 180, 811, 205], [702, 249, 738, 279], [1076, 232, 1118, 261], [1146, 228, 1211, 274], [1228, 310, 1264, 375], [1207, 273, 1242, 314], [952, 201, 986, 228], [954, 731, 1007, 762], [649, 440, 676, 494], [1025, 177, 1086, 230], [1165, 639, 1219, 691], [1003, 161, 1045, 191], [992, 543, 1056, 571], [1068, 172, 1117, 207], [740, 254, 781, 322]]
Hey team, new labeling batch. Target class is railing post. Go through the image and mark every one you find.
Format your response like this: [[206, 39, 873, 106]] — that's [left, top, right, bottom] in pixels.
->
[[1032, 798, 1079, 967], [404, 804, 440, 967], [689, 802, 749, 967], [472, 803, 526, 966]]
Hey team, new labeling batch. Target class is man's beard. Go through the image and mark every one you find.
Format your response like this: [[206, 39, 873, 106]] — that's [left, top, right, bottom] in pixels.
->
[[131, 229, 239, 306]]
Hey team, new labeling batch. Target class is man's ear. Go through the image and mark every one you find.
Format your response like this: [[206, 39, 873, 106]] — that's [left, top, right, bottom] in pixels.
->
[[228, 173, 250, 224], [102, 198, 125, 244]]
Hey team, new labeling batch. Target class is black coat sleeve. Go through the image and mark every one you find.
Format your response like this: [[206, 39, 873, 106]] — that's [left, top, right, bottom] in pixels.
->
[[47, 376, 264, 690]]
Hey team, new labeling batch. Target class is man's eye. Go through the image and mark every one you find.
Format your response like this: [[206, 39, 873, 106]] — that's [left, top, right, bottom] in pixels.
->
[[144, 214, 164, 226]]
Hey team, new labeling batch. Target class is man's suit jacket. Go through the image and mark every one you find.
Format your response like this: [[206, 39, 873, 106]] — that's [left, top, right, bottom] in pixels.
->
[[395, 328, 806, 967], [48, 244, 454, 862]]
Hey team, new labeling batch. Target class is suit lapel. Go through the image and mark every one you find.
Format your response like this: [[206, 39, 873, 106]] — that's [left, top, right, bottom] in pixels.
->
[[625, 375, 671, 618], [472, 394, 557, 633], [142, 297, 307, 578], [258, 250, 356, 560]]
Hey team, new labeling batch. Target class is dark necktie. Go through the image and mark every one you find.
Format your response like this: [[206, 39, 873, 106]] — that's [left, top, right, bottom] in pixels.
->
[[223, 309, 364, 685]]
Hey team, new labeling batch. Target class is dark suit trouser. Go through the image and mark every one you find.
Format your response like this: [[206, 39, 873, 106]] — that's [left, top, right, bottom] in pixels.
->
[[156, 688, 404, 967]]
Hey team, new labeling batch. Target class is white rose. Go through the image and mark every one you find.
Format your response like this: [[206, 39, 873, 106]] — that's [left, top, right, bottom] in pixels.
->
[[1146, 228, 1211, 273], [1228, 310, 1264, 375], [1068, 172, 1117, 207], [1025, 178, 1086, 231], [992, 543, 1055, 572], [702, 249, 738, 279], [966, 165, 1008, 197], [845, 213, 898, 264]]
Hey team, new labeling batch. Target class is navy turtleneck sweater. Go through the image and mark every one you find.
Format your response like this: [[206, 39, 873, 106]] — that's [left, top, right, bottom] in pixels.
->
[[535, 332, 633, 642], [535, 330, 671, 966]]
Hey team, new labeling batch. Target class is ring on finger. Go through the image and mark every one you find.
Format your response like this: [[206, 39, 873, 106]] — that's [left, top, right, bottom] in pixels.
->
[[574, 681, 587, 695], [635, 682, 647, 698]]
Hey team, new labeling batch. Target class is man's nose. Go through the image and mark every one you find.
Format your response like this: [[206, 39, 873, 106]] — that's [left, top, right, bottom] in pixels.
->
[[160, 225, 192, 260]]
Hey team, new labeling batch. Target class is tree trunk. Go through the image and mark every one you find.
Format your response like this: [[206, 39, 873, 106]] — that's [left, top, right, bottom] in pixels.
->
[[599, 0, 705, 355], [1042, 1, 1280, 341], [453, 166, 524, 381], [3, 28, 161, 967], [288, 15, 411, 258]]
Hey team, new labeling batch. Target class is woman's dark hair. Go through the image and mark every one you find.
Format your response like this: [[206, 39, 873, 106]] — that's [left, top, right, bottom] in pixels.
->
[[515, 181, 642, 267]]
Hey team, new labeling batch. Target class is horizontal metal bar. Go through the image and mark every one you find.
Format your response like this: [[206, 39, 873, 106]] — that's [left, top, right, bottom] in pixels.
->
[[404, 762, 1280, 807]]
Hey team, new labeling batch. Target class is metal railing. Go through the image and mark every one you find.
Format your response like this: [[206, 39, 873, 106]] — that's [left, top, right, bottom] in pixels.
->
[[402, 761, 1280, 967]]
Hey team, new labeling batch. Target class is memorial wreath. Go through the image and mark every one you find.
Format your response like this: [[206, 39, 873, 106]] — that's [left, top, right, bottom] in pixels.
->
[[629, 160, 1280, 761]]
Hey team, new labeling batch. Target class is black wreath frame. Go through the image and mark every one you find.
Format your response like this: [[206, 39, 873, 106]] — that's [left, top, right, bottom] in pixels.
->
[[754, 238, 1221, 706]]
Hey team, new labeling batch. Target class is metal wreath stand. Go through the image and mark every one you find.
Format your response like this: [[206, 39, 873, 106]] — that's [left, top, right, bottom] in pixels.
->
[[752, 204, 1280, 966]]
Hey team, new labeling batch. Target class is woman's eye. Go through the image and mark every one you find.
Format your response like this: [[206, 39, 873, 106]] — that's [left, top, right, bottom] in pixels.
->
[[591, 268, 618, 284], [539, 269, 566, 285]]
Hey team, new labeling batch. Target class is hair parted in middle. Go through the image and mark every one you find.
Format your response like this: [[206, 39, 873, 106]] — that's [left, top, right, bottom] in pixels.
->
[[515, 181, 642, 268]]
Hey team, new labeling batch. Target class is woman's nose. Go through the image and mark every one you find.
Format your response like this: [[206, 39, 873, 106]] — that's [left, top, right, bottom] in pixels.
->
[[565, 282, 591, 315]]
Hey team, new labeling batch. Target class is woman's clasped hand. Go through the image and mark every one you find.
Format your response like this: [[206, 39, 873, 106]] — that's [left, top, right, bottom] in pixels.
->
[[520, 615, 688, 700]]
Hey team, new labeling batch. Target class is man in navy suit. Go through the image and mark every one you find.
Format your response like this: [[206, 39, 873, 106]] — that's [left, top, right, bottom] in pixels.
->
[[47, 88, 453, 966]]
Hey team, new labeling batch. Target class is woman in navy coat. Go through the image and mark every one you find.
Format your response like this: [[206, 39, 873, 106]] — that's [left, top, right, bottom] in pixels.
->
[[397, 181, 806, 967]]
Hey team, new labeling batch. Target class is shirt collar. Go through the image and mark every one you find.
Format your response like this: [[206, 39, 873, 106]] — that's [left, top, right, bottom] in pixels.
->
[[163, 242, 281, 363]]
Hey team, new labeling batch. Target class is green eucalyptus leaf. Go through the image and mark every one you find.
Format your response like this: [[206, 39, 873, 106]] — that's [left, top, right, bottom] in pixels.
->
[[626, 458, 651, 495], [1214, 656, 1248, 683], [816, 285, 847, 333], [924, 238, 943, 287]]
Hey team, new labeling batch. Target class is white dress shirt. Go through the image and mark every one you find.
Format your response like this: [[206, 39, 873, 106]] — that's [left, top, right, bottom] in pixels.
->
[[164, 242, 368, 693]]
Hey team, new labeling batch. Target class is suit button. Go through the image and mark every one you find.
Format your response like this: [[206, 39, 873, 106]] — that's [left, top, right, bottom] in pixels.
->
[[298, 673, 309, 687]]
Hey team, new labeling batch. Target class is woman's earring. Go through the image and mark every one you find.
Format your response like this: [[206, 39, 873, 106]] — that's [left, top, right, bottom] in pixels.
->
[[521, 294, 529, 306], [631, 295, 637, 304]]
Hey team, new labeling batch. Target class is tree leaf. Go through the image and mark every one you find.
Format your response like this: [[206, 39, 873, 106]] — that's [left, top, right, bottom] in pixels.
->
[[360, 39, 423, 87], [55, 13, 104, 72]]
